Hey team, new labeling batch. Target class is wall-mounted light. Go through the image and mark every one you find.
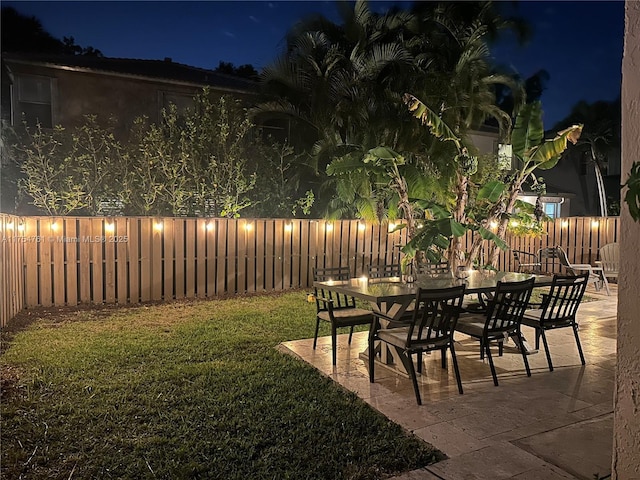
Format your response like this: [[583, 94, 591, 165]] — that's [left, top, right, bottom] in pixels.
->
[[325, 223, 333, 232], [561, 220, 569, 228], [206, 221, 215, 232], [388, 222, 396, 232], [284, 223, 293, 233], [104, 221, 115, 233], [358, 222, 366, 232], [50, 221, 59, 232], [17, 221, 25, 233], [6, 221, 14, 230], [244, 222, 253, 232], [153, 220, 164, 232], [591, 220, 599, 228]]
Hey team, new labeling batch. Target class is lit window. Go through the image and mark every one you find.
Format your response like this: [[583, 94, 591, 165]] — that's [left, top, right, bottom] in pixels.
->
[[544, 203, 559, 219], [15, 75, 53, 128]]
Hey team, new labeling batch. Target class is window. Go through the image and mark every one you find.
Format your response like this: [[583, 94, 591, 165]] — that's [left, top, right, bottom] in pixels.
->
[[159, 91, 194, 117], [15, 75, 53, 128], [544, 202, 560, 219]]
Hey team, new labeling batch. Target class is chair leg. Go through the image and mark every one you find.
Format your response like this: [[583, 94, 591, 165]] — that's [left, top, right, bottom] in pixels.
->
[[313, 318, 321, 349], [498, 339, 504, 357], [417, 352, 423, 374], [518, 332, 532, 377], [535, 329, 541, 350], [480, 338, 485, 360], [348, 326, 355, 344], [485, 341, 499, 386], [406, 353, 422, 405], [331, 325, 338, 365], [441, 348, 447, 368], [540, 329, 554, 372], [368, 324, 377, 383], [450, 344, 464, 395], [573, 323, 586, 366]]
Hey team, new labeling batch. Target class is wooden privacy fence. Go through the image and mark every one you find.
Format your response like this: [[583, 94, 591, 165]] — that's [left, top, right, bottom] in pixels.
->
[[1, 214, 619, 327]]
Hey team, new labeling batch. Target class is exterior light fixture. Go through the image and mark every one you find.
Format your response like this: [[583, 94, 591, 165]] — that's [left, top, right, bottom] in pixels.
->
[[325, 223, 333, 232], [6, 221, 14, 230], [206, 222, 214, 231], [17, 222, 25, 233], [153, 221, 163, 231], [561, 220, 569, 228], [50, 221, 59, 232], [284, 223, 293, 233], [591, 220, 599, 228], [489, 221, 498, 229], [509, 220, 519, 228], [388, 223, 396, 232], [358, 222, 366, 232], [244, 223, 253, 232], [104, 221, 115, 233]]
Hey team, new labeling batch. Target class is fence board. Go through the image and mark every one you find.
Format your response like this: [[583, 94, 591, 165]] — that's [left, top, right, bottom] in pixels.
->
[[196, 219, 207, 298], [128, 218, 140, 303], [104, 219, 116, 303], [206, 220, 216, 297], [65, 220, 78, 305], [163, 219, 175, 301], [116, 217, 128, 304]]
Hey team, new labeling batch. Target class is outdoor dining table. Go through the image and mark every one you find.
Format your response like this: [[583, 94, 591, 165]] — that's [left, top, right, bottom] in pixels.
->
[[313, 270, 554, 375]]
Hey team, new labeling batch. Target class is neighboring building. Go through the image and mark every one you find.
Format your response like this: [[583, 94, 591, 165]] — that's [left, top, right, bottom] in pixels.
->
[[1, 52, 258, 138]]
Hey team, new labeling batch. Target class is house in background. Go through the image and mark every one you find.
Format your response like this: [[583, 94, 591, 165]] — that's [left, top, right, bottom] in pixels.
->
[[0, 52, 264, 213], [1, 52, 258, 138]]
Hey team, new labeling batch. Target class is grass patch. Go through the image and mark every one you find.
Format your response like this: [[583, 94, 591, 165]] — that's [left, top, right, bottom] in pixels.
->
[[1, 291, 443, 479]]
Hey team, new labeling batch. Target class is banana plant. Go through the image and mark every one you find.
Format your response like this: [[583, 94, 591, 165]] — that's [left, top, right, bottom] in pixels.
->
[[466, 101, 583, 267]]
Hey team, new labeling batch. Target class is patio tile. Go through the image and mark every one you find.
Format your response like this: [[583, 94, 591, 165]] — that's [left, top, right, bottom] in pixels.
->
[[426, 442, 551, 479], [513, 414, 613, 480]]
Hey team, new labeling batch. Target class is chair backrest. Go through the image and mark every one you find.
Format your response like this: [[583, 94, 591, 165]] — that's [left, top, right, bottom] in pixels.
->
[[416, 261, 451, 275], [407, 285, 466, 348], [313, 266, 355, 310], [537, 247, 560, 273], [484, 278, 535, 335], [555, 246, 576, 274], [540, 273, 589, 323], [598, 243, 619, 275], [368, 263, 402, 279]]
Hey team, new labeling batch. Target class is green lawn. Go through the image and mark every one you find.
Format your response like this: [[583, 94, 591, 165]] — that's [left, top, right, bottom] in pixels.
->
[[1, 291, 443, 480]]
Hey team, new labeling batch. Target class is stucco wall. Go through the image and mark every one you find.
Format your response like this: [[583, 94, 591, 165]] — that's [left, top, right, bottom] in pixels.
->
[[613, 1, 640, 477]]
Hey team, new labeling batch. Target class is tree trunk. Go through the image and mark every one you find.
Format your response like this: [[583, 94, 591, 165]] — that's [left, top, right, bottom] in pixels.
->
[[448, 172, 469, 271]]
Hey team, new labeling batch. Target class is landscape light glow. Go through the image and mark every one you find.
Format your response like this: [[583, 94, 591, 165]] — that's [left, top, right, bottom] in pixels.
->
[[388, 223, 396, 232], [561, 220, 569, 228], [490, 221, 498, 229], [358, 223, 366, 232], [6, 221, 14, 230], [591, 220, 599, 228], [17, 223, 25, 233], [104, 222, 115, 233], [206, 222, 214, 231], [325, 223, 333, 232], [153, 221, 163, 231], [50, 222, 59, 232], [244, 223, 253, 232], [284, 223, 292, 233]]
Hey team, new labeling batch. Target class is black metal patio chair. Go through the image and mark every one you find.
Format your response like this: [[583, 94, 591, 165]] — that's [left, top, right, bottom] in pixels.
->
[[368, 285, 467, 405], [313, 266, 373, 365], [455, 278, 535, 386], [521, 273, 589, 371]]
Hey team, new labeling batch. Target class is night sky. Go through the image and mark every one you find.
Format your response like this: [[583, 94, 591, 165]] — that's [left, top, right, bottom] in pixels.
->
[[2, 0, 625, 127]]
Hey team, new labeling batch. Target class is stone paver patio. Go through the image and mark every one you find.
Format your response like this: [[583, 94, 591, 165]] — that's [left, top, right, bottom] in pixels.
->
[[279, 284, 617, 480]]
